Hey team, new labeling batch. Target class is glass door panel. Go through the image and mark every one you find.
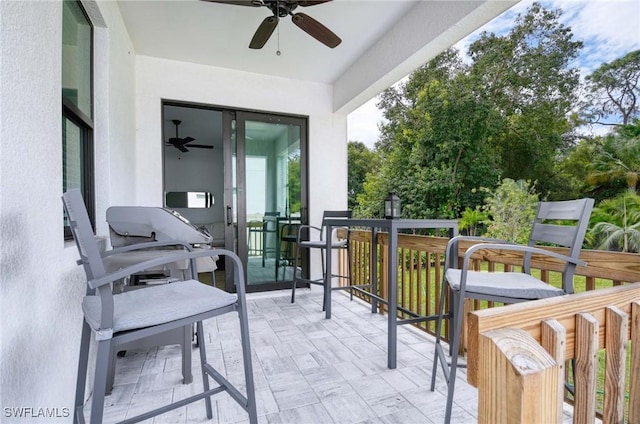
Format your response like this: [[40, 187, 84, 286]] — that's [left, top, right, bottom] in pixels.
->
[[236, 112, 307, 290]]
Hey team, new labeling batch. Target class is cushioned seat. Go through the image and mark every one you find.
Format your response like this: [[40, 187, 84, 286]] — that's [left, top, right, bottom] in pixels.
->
[[445, 268, 565, 300], [82, 280, 236, 333]]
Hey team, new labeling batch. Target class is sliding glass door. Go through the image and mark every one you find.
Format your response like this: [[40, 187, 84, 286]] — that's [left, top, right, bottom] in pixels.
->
[[233, 111, 308, 291], [162, 102, 307, 293]]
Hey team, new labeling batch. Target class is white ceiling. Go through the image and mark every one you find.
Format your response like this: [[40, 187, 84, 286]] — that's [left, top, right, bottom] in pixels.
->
[[117, 0, 517, 115], [117, 0, 419, 85]]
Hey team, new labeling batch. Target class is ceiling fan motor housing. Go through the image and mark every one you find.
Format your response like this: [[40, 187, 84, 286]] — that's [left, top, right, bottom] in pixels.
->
[[267, 1, 298, 17]]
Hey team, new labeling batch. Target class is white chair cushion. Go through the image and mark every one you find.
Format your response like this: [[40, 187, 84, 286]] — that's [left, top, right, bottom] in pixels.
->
[[299, 240, 348, 249], [446, 268, 565, 300], [83, 280, 237, 333]]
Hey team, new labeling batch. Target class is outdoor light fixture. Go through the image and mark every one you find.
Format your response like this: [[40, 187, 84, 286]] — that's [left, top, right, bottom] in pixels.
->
[[384, 191, 401, 219]]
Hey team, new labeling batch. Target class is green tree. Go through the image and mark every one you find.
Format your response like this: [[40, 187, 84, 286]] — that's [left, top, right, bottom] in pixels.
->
[[587, 124, 640, 195], [347, 141, 380, 211], [468, 2, 582, 195], [554, 137, 600, 200], [365, 49, 502, 219], [287, 154, 301, 213], [482, 179, 539, 244], [358, 2, 583, 218], [459, 206, 488, 236], [589, 193, 640, 252], [582, 50, 640, 126]]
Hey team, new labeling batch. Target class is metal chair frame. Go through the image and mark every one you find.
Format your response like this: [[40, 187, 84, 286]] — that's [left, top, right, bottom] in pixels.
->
[[63, 189, 257, 424], [430, 198, 594, 423], [290, 210, 352, 306]]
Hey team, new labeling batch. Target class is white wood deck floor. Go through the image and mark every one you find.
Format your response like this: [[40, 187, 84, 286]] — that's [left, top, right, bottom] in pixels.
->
[[87, 289, 573, 423]]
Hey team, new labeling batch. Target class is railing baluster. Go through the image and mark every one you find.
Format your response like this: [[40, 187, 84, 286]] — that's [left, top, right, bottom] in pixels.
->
[[541, 319, 566, 424], [575, 312, 599, 424], [629, 301, 640, 423], [603, 306, 627, 424]]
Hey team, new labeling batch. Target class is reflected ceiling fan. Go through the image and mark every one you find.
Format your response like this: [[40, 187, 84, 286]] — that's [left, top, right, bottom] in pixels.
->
[[165, 120, 213, 153], [202, 0, 341, 49]]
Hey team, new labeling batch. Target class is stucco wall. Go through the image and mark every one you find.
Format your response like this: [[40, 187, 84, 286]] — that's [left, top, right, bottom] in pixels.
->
[[0, 0, 135, 421]]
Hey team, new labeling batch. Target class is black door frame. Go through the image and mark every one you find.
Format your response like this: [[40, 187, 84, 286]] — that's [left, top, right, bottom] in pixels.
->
[[161, 100, 309, 293]]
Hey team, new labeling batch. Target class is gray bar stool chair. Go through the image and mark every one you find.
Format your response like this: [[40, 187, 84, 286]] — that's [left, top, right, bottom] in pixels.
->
[[431, 198, 594, 423], [291, 210, 352, 306], [63, 189, 257, 424]]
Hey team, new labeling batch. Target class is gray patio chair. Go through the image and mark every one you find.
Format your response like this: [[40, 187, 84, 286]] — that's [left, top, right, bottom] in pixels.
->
[[291, 210, 352, 305], [63, 189, 257, 424], [430, 197, 594, 424]]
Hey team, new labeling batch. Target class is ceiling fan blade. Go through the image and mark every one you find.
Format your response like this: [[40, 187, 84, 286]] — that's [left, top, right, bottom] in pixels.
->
[[187, 144, 214, 149], [169, 137, 193, 147], [298, 1, 333, 7], [200, 0, 262, 7], [249, 16, 278, 49], [177, 145, 189, 153], [291, 12, 341, 48]]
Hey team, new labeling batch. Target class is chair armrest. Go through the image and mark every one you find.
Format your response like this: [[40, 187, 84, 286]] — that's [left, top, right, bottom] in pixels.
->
[[461, 243, 587, 271], [296, 224, 323, 242], [445, 236, 513, 268], [103, 240, 193, 257], [77, 241, 194, 266], [88, 248, 221, 290]]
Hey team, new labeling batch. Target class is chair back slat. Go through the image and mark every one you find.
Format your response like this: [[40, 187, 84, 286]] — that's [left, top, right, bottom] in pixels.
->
[[321, 210, 352, 225], [321, 210, 352, 241], [525, 198, 594, 292], [62, 189, 107, 282], [537, 198, 592, 221], [530, 224, 579, 248]]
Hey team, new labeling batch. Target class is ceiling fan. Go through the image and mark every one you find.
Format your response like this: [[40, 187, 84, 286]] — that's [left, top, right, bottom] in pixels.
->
[[165, 120, 213, 153], [202, 0, 341, 49]]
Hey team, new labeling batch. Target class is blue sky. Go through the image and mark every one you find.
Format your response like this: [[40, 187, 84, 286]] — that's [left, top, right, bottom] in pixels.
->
[[348, 0, 640, 148]]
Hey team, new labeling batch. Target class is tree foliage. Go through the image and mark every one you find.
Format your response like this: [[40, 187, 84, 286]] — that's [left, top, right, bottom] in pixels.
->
[[467, 2, 582, 195], [347, 141, 380, 211], [588, 193, 640, 252], [582, 50, 640, 126], [586, 121, 640, 195], [481, 179, 539, 244], [355, 2, 582, 217]]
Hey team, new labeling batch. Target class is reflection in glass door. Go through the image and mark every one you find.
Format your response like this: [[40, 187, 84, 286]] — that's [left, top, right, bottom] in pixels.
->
[[235, 112, 307, 291]]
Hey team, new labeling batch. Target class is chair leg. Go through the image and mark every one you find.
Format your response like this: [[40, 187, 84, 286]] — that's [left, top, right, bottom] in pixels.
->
[[197, 321, 213, 419], [74, 320, 92, 423], [430, 281, 464, 424], [237, 289, 258, 424], [346, 244, 353, 301], [321, 248, 326, 312], [430, 281, 449, 391], [443, 289, 465, 424], [89, 338, 112, 424], [106, 346, 116, 395], [291, 243, 301, 303], [181, 325, 192, 384]]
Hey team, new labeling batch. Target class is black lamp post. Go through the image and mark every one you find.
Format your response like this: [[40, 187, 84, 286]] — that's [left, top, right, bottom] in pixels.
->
[[384, 191, 401, 219]]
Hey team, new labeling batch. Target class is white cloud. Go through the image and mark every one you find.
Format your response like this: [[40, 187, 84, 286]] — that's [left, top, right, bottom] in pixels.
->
[[347, 0, 640, 150], [347, 99, 385, 148]]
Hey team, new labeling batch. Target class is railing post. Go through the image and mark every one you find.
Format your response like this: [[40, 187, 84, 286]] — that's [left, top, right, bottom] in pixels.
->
[[629, 301, 640, 423], [478, 328, 560, 424]]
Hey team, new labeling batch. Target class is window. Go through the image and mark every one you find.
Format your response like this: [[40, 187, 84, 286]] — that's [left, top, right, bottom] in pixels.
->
[[62, 0, 94, 238]]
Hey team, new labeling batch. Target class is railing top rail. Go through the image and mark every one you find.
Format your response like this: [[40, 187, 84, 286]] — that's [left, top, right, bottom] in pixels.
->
[[346, 229, 640, 282], [467, 283, 640, 387]]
